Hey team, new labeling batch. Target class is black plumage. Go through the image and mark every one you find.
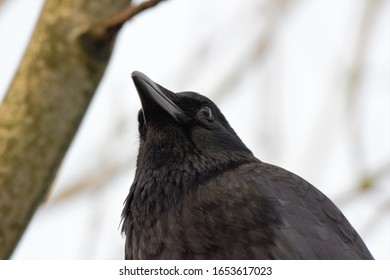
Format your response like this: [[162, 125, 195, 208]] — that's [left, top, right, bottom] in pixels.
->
[[121, 71, 374, 260]]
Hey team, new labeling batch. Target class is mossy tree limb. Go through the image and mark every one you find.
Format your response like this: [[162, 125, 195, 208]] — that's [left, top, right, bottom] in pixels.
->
[[0, 0, 163, 259]]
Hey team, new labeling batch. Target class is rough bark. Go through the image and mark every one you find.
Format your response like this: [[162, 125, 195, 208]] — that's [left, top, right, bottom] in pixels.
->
[[0, 0, 163, 259]]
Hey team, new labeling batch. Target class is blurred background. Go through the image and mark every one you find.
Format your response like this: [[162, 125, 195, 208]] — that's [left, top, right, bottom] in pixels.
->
[[0, 0, 389, 259]]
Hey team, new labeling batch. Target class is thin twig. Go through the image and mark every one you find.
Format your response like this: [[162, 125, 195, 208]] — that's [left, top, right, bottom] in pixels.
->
[[88, 0, 165, 40], [48, 156, 135, 204], [360, 198, 390, 236], [345, 0, 383, 174], [211, 0, 291, 102], [46, 117, 137, 204], [334, 161, 390, 206]]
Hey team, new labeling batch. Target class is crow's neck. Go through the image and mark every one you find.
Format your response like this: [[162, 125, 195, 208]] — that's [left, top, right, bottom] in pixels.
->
[[129, 141, 255, 215]]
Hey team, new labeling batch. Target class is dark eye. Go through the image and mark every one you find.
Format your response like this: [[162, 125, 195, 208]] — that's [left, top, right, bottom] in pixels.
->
[[198, 106, 213, 121]]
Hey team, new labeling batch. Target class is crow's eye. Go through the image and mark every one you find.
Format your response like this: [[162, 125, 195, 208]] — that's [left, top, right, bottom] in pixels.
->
[[198, 106, 213, 121]]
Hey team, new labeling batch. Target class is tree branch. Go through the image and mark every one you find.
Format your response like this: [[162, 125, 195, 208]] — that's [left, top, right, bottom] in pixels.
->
[[360, 198, 390, 236], [334, 161, 390, 206], [86, 0, 165, 41]]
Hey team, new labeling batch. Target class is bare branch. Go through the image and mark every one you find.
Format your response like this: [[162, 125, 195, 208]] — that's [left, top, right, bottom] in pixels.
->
[[211, 0, 292, 102], [87, 0, 165, 40], [345, 0, 384, 174], [334, 161, 390, 206], [346, 0, 383, 101], [49, 156, 134, 204], [360, 198, 390, 236]]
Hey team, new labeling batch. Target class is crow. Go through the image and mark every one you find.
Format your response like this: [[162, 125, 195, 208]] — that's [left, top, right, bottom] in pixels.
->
[[121, 71, 374, 260]]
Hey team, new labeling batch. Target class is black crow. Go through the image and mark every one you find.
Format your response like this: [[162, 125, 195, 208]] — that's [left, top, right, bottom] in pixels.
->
[[121, 71, 374, 260]]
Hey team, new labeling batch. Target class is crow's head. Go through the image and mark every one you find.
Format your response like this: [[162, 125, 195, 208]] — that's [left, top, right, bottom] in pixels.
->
[[132, 71, 253, 171]]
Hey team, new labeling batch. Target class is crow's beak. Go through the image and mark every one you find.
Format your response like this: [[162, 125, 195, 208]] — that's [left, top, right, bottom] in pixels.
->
[[131, 71, 185, 123]]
